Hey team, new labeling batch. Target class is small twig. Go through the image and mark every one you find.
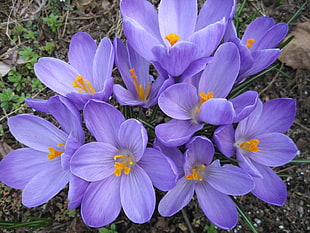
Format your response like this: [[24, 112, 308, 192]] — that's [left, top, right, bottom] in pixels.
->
[[61, 10, 70, 38], [294, 120, 310, 132], [181, 208, 195, 233]]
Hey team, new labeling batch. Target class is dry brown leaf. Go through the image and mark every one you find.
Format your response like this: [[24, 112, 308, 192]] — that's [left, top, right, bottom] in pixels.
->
[[0, 141, 13, 159], [279, 21, 310, 70]]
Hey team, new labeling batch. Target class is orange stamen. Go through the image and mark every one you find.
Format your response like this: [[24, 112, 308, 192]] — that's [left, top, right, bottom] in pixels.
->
[[165, 33, 180, 46], [129, 68, 151, 101], [72, 76, 96, 95], [246, 38, 255, 49], [240, 139, 260, 152]]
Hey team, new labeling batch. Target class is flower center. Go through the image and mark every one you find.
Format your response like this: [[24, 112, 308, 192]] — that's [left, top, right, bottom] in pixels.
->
[[47, 144, 65, 160], [129, 68, 151, 101], [240, 139, 260, 152], [165, 33, 180, 46], [72, 75, 96, 95], [246, 38, 255, 49], [186, 164, 206, 181], [113, 154, 135, 176], [195, 91, 214, 115]]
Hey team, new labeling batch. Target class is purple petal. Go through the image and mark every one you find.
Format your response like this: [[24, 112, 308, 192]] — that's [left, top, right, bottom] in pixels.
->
[[249, 133, 297, 167], [93, 37, 114, 91], [61, 132, 83, 170], [122, 19, 161, 61], [118, 119, 148, 161], [158, 83, 198, 120], [241, 16, 275, 46], [179, 57, 210, 83], [84, 100, 125, 144], [8, 114, 67, 152], [206, 162, 254, 195], [81, 176, 121, 227], [198, 98, 236, 125], [158, 176, 195, 216], [68, 174, 89, 209], [189, 19, 225, 58], [196, 0, 234, 30], [25, 98, 49, 113], [138, 148, 177, 191], [238, 49, 281, 81], [236, 150, 263, 178], [195, 182, 238, 230], [155, 119, 203, 147], [0, 148, 49, 189], [235, 99, 264, 140], [158, 0, 197, 40], [48, 95, 84, 142], [22, 161, 70, 207], [230, 90, 258, 122], [185, 136, 214, 172], [153, 139, 185, 178], [121, 0, 161, 42], [68, 32, 96, 82], [252, 98, 296, 135], [223, 20, 237, 41], [34, 57, 80, 95], [152, 41, 198, 77], [120, 165, 155, 223], [251, 161, 287, 206], [198, 42, 240, 97], [113, 84, 144, 106], [70, 142, 117, 182], [213, 124, 236, 158], [252, 23, 288, 50]]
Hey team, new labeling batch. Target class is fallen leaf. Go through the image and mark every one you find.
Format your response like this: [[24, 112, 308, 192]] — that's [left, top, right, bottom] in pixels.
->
[[0, 141, 13, 159], [279, 21, 310, 70]]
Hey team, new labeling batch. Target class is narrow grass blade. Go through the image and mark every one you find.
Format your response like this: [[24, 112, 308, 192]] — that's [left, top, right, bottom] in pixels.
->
[[287, 1, 308, 25], [234, 199, 259, 233]]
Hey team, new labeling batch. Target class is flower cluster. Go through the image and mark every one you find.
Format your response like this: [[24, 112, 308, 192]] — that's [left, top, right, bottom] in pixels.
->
[[0, 0, 297, 230]]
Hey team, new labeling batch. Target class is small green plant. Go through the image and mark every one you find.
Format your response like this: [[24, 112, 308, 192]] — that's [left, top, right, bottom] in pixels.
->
[[98, 223, 118, 233], [0, 89, 27, 110], [42, 13, 63, 32], [204, 223, 217, 233]]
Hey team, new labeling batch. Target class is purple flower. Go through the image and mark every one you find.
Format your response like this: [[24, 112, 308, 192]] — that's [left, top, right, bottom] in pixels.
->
[[113, 38, 174, 108], [155, 42, 258, 147], [158, 136, 254, 230], [34, 32, 114, 109], [70, 100, 177, 227], [214, 98, 298, 205], [121, 0, 235, 78], [226, 16, 288, 83], [0, 96, 87, 208]]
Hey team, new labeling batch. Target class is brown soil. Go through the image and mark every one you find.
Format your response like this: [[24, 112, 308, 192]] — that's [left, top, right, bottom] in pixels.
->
[[0, 0, 309, 233]]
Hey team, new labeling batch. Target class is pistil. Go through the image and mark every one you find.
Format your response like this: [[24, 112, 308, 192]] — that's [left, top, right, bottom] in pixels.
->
[[72, 76, 96, 95]]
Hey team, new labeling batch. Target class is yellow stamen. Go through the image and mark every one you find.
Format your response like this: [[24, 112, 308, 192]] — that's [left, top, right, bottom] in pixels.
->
[[165, 33, 180, 46], [246, 38, 255, 49], [113, 154, 134, 176], [72, 76, 96, 95], [129, 68, 151, 101], [195, 91, 214, 115], [47, 144, 64, 160], [186, 164, 206, 181], [240, 139, 260, 152]]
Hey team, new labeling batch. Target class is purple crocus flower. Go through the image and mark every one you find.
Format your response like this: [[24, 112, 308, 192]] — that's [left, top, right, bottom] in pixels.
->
[[226, 16, 288, 83], [158, 136, 254, 230], [34, 32, 114, 109], [0, 96, 87, 209], [213, 98, 298, 205], [155, 42, 258, 147], [113, 38, 174, 108], [70, 100, 177, 227], [121, 0, 235, 79]]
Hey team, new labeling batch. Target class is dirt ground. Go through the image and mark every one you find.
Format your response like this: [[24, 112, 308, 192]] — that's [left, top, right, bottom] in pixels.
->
[[0, 0, 309, 232]]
